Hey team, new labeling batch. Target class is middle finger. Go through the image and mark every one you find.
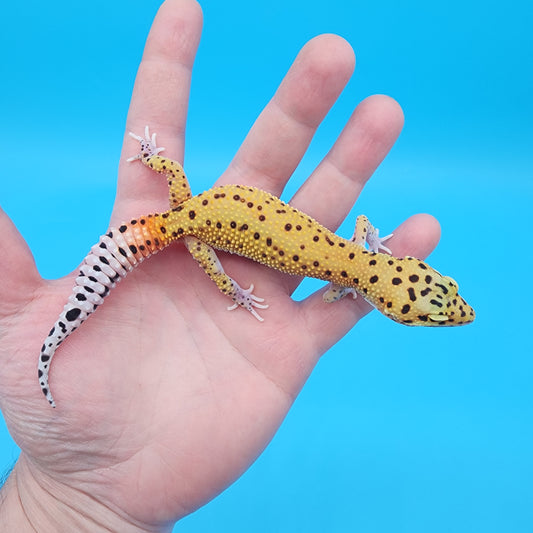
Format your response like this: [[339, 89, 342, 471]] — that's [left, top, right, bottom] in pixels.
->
[[217, 34, 355, 194]]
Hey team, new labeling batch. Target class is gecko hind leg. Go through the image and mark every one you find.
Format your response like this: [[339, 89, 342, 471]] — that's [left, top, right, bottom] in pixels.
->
[[184, 236, 268, 321], [127, 126, 192, 208], [323, 215, 393, 303]]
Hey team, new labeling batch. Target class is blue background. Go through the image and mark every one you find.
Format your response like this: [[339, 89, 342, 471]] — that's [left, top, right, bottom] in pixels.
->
[[1, 0, 532, 531]]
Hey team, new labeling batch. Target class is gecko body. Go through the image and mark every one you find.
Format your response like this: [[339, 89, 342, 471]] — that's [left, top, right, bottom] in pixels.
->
[[38, 128, 475, 406]]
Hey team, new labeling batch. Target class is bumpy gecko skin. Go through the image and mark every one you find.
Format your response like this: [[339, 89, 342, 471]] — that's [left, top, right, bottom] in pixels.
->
[[38, 127, 475, 406]]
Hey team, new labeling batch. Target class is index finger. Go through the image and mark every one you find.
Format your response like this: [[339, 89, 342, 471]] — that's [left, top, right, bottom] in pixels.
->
[[113, 0, 203, 223]]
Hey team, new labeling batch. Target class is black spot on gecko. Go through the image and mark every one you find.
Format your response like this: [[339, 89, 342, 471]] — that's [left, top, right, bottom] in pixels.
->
[[119, 225, 127, 233], [425, 275, 432, 284], [407, 287, 417, 301], [369, 259, 377, 266], [65, 308, 82, 321], [421, 287, 432, 297], [392, 277, 402, 285], [189, 211, 196, 220], [369, 275, 379, 283], [409, 275, 419, 283], [285, 223, 292, 231], [435, 282, 449, 294]]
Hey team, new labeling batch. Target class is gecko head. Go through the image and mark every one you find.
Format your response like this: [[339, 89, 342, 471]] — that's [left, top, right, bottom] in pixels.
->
[[374, 257, 475, 327], [403, 269, 475, 326], [425, 275, 475, 326]]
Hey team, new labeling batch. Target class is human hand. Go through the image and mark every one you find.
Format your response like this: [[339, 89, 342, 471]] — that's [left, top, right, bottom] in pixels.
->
[[0, 0, 440, 530]]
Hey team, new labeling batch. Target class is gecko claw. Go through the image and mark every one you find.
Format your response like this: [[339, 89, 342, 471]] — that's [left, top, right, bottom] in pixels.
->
[[127, 126, 165, 162], [227, 284, 268, 321]]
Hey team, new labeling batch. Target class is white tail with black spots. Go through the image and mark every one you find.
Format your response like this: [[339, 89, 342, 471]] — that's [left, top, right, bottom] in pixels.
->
[[37, 228, 158, 406]]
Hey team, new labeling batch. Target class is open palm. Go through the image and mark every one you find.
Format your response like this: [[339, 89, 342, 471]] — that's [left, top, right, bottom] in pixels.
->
[[0, 0, 440, 531]]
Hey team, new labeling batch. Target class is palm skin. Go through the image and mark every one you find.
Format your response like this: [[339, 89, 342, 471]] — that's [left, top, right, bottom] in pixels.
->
[[0, 0, 440, 531]]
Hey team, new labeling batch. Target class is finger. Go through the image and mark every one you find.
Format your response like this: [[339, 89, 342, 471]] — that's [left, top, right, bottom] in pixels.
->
[[290, 94, 405, 229], [300, 213, 441, 356], [0, 206, 41, 317], [113, 0, 203, 223], [217, 34, 355, 194], [278, 95, 404, 294]]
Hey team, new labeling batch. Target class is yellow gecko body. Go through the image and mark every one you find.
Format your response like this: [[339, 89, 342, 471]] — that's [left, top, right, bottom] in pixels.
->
[[38, 127, 474, 406]]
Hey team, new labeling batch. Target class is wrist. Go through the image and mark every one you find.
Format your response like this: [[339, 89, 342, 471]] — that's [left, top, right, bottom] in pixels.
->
[[0, 455, 169, 533]]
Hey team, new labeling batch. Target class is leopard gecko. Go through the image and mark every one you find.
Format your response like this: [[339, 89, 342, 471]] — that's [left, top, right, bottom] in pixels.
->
[[38, 127, 475, 406]]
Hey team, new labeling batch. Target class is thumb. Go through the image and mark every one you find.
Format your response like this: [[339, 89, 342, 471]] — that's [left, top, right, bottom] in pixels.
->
[[0, 205, 41, 317]]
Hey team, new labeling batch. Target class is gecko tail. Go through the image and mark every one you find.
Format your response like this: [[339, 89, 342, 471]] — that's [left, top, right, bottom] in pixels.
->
[[37, 227, 150, 406]]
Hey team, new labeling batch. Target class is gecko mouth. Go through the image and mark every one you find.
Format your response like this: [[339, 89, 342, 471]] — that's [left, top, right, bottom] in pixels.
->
[[428, 314, 451, 323]]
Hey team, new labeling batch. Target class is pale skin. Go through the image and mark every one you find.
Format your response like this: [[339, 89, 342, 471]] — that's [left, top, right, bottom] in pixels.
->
[[0, 0, 441, 531]]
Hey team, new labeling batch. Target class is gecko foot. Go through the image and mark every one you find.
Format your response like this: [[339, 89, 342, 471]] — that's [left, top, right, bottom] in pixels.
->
[[366, 227, 393, 254], [127, 125, 165, 162], [227, 284, 268, 322], [323, 285, 358, 303]]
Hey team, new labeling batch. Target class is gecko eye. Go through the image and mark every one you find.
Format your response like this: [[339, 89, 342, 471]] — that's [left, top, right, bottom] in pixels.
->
[[443, 276, 458, 291]]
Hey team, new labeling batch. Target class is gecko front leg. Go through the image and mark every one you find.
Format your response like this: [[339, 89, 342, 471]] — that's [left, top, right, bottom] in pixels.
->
[[128, 126, 192, 207], [323, 215, 393, 303]]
